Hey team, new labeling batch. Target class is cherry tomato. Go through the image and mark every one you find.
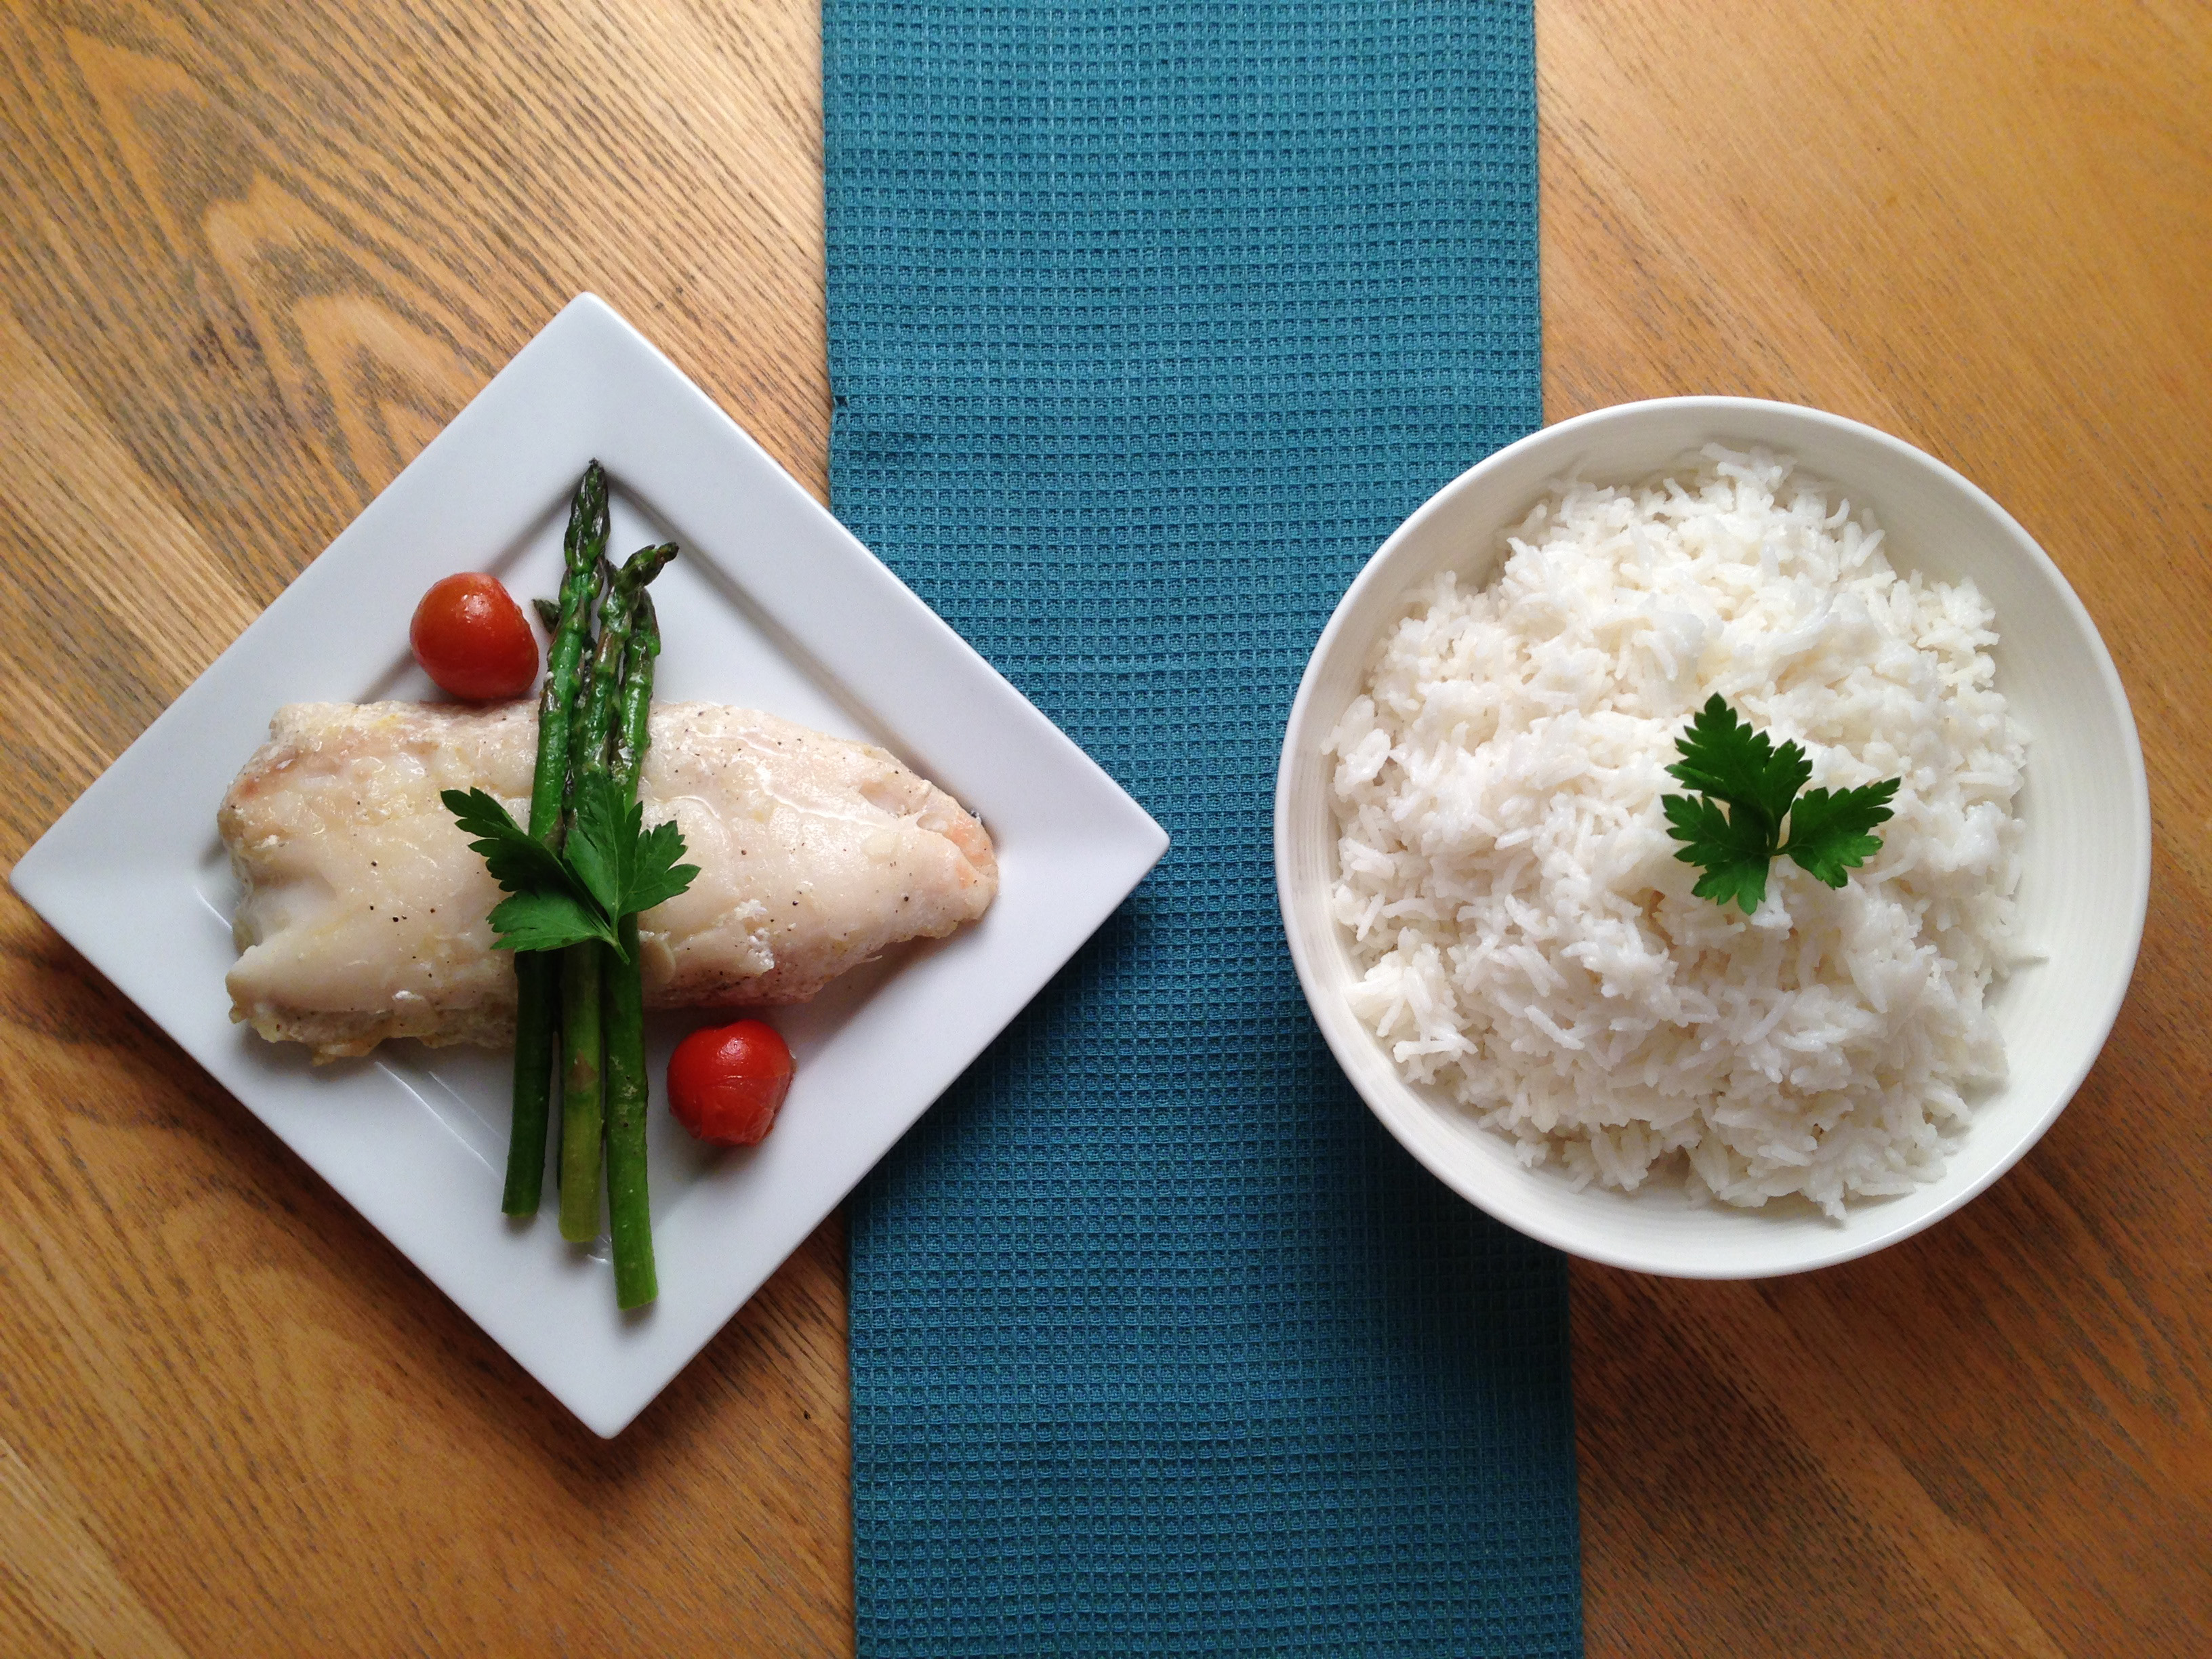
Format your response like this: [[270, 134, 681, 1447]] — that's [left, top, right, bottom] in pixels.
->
[[409, 573, 539, 701], [668, 1019, 796, 1146]]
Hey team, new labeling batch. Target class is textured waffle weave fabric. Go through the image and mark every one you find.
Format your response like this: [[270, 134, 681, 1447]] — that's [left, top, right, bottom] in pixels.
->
[[824, 2, 1581, 1651]]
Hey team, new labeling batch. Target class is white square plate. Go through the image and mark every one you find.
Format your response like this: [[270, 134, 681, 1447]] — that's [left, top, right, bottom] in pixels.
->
[[10, 294, 1167, 1436]]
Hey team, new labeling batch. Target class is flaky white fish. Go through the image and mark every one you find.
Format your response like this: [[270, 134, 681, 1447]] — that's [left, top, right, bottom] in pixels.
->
[[220, 701, 997, 1061]]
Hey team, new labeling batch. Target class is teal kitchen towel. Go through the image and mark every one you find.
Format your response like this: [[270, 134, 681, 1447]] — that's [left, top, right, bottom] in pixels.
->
[[824, 2, 1580, 1651]]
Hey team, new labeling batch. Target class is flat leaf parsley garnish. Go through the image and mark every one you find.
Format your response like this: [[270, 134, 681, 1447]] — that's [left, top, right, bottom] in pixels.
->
[[1660, 695, 1900, 913], [443, 773, 700, 958]]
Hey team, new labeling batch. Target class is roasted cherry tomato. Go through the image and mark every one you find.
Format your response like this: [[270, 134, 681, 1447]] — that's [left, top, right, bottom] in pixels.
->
[[668, 1019, 796, 1146], [409, 573, 539, 701]]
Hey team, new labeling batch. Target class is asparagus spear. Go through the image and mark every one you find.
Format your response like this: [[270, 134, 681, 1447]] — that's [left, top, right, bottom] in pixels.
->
[[556, 543, 678, 1244], [602, 587, 663, 1307], [503, 463, 608, 1218]]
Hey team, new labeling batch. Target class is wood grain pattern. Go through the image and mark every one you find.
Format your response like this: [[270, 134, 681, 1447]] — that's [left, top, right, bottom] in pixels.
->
[[1, 0, 2206, 1654], [1540, 3, 2212, 1654]]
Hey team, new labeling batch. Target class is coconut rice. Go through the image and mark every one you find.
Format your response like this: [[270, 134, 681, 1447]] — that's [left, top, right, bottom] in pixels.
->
[[1324, 445, 2026, 1218]]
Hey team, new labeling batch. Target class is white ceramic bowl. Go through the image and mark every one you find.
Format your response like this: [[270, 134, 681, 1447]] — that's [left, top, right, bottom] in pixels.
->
[[1275, 397, 2150, 1277]]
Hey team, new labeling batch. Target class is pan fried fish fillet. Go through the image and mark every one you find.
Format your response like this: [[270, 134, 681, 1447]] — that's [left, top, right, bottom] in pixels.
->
[[220, 701, 997, 1061]]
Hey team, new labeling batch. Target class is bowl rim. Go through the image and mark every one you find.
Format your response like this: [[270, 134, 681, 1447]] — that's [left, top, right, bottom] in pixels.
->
[[1273, 394, 2151, 1277]]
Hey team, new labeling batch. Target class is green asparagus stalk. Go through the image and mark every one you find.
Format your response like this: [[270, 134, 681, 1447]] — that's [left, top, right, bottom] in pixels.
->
[[607, 590, 659, 796], [554, 575, 632, 1243], [554, 938, 602, 1241], [602, 588, 664, 1307], [503, 463, 607, 1217], [556, 543, 678, 1244]]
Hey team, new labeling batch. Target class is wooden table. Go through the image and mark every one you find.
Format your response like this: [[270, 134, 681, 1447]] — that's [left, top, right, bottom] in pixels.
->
[[3, 2, 2205, 1652]]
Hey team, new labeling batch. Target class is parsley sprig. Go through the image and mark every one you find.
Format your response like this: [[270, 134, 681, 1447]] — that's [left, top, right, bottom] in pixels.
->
[[443, 774, 699, 958], [1660, 695, 1900, 913]]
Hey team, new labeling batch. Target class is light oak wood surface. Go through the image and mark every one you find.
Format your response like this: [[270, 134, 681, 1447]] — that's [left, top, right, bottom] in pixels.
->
[[2, 1, 2205, 1653]]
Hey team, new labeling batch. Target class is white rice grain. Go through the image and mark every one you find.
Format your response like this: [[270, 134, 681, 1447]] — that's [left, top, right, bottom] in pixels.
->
[[1325, 447, 2026, 1219]]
